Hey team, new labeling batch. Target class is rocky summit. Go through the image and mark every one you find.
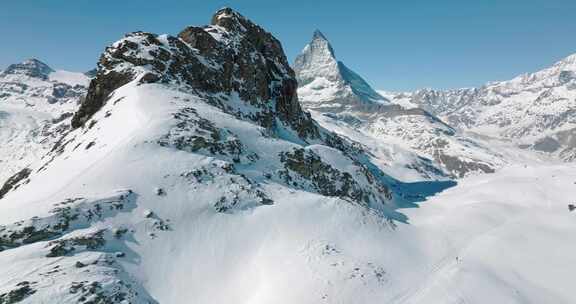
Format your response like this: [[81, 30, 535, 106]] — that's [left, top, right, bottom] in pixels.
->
[[72, 8, 317, 140]]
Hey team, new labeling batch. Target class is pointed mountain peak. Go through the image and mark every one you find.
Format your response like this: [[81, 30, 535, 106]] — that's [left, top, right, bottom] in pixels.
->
[[210, 7, 252, 33], [309, 29, 335, 58], [294, 30, 387, 107], [294, 30, 336, 75], [2, 58, 54, 79], [313, 29, 328, 41]]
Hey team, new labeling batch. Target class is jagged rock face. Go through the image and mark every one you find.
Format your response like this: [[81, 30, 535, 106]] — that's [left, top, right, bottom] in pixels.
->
[[294, 30, 387, 110], [294, 31, 338, 84], [388, 53, 576, 161], [72, 8, 317, 138]]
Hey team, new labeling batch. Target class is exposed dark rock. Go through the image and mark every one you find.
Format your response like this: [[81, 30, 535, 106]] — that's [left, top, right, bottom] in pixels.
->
[[46, 230, 106, 257], [434, 152, 495, 178], [1, 59, 54, 80], [75, 261, 86, 268], [0, 191, 134, 252], [0, 168, 31, 199], [0, 281, 36, 304], [533, 136, 562, 153], [71, 8, 319, 139], [155, 187, 166, 196], [71, 70, 132, 128], [279, 148, 390, 206]]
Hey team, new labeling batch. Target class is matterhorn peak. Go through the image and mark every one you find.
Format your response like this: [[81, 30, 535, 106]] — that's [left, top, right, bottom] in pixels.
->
[[294, 30, 387, 109], [311, 29, 332, 48], [312, 29, 327, 40], [294, 29, 336, 75]]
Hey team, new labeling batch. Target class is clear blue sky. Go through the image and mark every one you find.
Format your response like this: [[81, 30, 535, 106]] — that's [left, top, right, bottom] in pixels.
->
[[1, 0, 575, 91]]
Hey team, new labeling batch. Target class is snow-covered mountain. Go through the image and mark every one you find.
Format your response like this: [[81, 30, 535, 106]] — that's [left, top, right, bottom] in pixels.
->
[[384, 53, 576, 161], [0, 59, 89, 184], [1, 7, 576, 304], [294, 30, 389, 110], [0, 8, 454, 303], [294, 32, 505, 178]]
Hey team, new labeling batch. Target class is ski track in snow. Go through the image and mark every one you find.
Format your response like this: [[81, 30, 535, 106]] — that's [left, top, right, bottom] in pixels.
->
[[392, 213, 522, 304]]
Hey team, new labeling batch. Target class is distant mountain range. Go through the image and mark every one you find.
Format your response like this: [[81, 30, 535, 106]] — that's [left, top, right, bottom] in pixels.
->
[[0, 59, 89, 183], [383, 53, 576, 161]]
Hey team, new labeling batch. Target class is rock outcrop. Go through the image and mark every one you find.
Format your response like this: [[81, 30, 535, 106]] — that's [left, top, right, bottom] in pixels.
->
[[72, 8, 318, 138]]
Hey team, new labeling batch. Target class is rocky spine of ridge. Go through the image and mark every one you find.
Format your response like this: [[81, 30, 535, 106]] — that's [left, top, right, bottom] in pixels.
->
[[71, 8, 318, 139]]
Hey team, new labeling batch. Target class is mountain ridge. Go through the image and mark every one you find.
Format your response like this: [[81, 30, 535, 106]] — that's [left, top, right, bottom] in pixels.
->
[[0, 58, 89, 184], [384, 51, 576, 161]]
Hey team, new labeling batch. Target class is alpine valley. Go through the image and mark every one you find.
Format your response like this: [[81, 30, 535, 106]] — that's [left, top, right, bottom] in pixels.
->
[[0, 8, 575, 304]]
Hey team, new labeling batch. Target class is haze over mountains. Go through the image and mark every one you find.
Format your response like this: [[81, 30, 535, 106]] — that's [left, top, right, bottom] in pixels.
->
[[0, 7, 575, 304]]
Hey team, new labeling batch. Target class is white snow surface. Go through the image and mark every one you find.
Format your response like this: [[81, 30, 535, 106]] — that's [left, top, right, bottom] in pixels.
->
[[382, 53, 576, 161], [49, 70, 91, 87], [0, 61, 87, 183], [1, 77, 574, 303]]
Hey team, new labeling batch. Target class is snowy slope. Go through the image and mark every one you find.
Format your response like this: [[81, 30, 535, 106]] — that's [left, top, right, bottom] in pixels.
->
[[0, 8, 454, 303], [384, 53, 576, 161], [295, 32, 505, 178], [0, 59, 89, 184]]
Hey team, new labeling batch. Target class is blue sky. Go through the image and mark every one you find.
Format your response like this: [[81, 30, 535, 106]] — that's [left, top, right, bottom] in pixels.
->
[[1, 0, 575, 91]]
